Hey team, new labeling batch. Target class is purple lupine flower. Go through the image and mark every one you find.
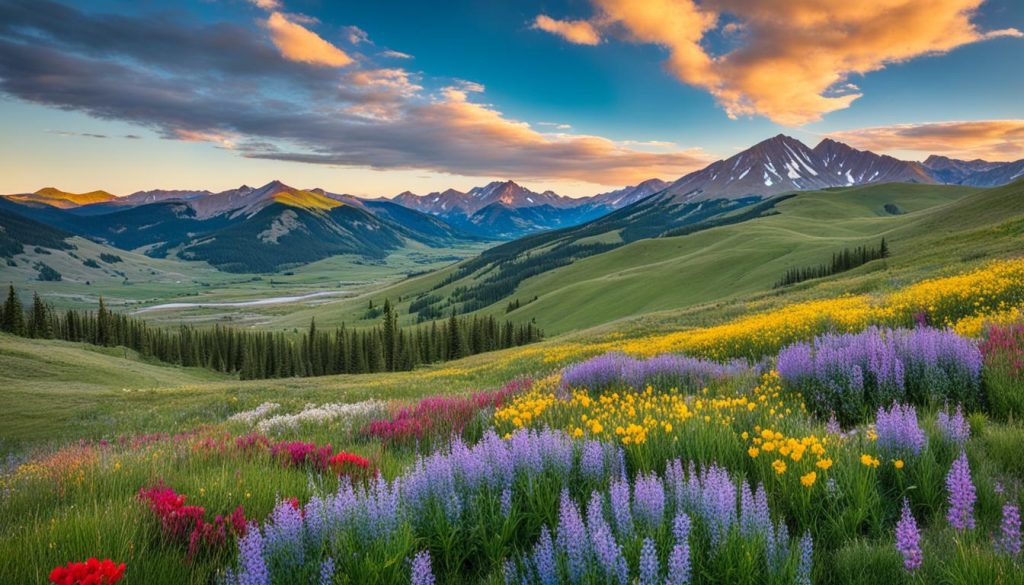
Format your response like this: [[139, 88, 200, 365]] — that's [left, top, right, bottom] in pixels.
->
[[936, 404, 970, 445], [895, 498, 922, 572], [697, 464, 737, 548], [946, 450, 976, 530], [532, 527, 558, 585], [825, 412, 842, 435], [264, 498, 305, 568], [638, 537, 660, 585], [666, 513, 692, 585], [586, 491, 628, 585], [875, 403, 927, 457], [766, 520, 789, 574], [609, 475, 634, 537], [410, 550, 435, 585], [230, 525, 269, 585], [778, 327, 983, 422], [633, 473, 666, 528], [318, 557, 335, 585], [500, 486, 513, 518], [556, 488, 590, 582], [561, 352, 747, 393], [997, 504, 1021, 557], [796, 531, 813, 585]]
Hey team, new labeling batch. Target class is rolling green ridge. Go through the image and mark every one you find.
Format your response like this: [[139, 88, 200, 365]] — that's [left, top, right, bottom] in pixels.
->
[[265, 181, 1023, 334]]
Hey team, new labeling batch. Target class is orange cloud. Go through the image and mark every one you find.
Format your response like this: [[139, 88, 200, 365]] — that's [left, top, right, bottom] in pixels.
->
[[540, 0, 1021, 125], [266, 12, 353, 67], [532, 15, 602, 45], [248, 0, 281, 10], [829, 120, 1024, 161]]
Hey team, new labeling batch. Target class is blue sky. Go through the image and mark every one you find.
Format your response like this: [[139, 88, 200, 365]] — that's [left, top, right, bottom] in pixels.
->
[[0, 0, 1021, 196]]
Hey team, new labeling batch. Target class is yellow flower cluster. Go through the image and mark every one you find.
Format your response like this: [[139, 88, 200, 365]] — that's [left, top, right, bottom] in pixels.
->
[[952, 306, 1024, 338], [537, 258, 1024, 365], [881, 258, 1024, 328]]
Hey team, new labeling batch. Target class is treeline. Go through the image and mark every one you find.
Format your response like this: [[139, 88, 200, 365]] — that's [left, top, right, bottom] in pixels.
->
[[774, 238, 890, 288], [0, 288, 541, 380], [411, 242, 618, 321]]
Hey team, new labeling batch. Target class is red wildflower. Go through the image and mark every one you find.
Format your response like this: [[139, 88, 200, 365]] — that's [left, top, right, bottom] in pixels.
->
[[328, 451, 375, 479], [364, 379, 530, 445], [138, 483, 248, 560], [270, 441, 333, 471], [49, 558, 125, 585]]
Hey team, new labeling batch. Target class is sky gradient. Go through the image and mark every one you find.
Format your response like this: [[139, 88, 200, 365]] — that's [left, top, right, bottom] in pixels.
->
[[0, 0, 1022, 197]]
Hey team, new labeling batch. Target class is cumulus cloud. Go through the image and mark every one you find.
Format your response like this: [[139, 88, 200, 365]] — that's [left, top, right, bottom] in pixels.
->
[[0, 0, 708, 186], [266, 11, 353, 67], [538, 0, 1022, 125], [532, 15, 602, 45], [829, 120, 1024, 161]]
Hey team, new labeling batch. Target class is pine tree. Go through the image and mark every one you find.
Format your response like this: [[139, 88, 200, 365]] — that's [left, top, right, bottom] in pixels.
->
[[1, 285, 25, 336]]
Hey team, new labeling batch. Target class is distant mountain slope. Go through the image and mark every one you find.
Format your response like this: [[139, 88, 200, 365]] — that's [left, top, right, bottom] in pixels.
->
[[1, 180, 479, 273], [656, 135, 937, 204], [390, 180, 617, 239], [955, 159, 1024, 187], [0, 198, 75, 257], [6, 187, 117, 209], [588, 179, 669, 208], [921, 155, 1005, 184]]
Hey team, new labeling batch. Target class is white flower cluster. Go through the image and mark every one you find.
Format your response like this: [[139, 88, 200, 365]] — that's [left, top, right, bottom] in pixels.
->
[[227, 402, 281, 424], [256, 400, 389, 433]]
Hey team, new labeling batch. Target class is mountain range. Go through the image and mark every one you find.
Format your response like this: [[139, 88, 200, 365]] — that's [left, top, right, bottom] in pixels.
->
[[2, 135, 1022, 273]]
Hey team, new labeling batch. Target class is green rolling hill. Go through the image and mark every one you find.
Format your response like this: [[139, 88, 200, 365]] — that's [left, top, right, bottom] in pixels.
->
[[265, 180, 1023, 334]]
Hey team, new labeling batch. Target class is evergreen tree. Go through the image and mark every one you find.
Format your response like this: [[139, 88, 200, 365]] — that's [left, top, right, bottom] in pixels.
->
[[1, 285, 25, 336]]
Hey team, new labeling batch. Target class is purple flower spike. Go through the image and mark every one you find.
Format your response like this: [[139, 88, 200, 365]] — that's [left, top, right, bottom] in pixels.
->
[[997, 504, 1021, 557], [946, 450, 976, 531], [895, 498, 922, 572], [410, 550, 435, 585]]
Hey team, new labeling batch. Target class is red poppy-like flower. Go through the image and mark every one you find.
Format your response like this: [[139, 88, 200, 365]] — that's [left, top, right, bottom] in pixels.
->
[[49, 558, 126, 585]]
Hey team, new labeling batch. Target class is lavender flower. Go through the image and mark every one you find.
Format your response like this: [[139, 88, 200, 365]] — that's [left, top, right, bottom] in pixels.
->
[[318, 557, 335, 585], [556, 489, 590, 582], [586, 491, 628, 585], [946, 450, 976, 530], [797, 531, 813, 585], [500, 486, 513, 518], [936, 404, 970, 445], [895, 498, 922, 571], [532, 527, 558, 585], [633, 473, 665, 528], [875, 403, 927, 457], [666, 513, 692, 585], [410, 550, 435, 585], [825, 412, 841, 435], [609, 475, 634, 537], [778, 327, 982, 423], [638, 538, 660, 585], [996, 504, 1021, 557], [228, 525, 269, 585], [561, 352, 748, 393], [264, 498, 305, 568]]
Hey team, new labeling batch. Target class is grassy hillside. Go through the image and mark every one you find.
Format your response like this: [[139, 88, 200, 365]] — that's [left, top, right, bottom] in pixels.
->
[[267, 181, 1024, 334]]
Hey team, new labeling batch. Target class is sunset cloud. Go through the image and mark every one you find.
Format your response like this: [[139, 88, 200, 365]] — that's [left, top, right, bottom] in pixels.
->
[[539, 0, 1022, 125], [0, 0, 708, 187], [532, 15, 602, 45], [248, 0, 281, 10], [266, 11, 353, 67], [829, 120, 1024, 161]]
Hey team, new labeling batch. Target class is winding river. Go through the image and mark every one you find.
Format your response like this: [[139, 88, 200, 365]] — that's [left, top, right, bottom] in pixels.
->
[[133, 290, 348, 313]]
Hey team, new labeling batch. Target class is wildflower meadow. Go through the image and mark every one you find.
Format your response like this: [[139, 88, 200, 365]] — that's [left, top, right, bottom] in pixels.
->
[[2, 258, 1024, 584]]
